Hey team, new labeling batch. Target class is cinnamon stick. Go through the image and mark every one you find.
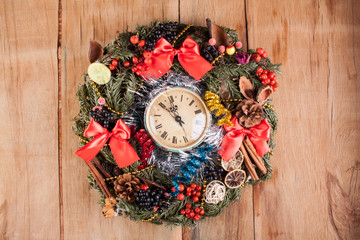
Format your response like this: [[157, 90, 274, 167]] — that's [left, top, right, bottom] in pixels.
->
[[244, 138, 267, 174], [92, 157, 112, 178], [85, 161, 112, 198], [240, 144, 259, 181]]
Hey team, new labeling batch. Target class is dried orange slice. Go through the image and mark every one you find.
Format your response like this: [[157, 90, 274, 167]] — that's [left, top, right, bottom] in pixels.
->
[[224, 169, 246, 189], [221, 151, 244, 171], [88, 62, 111, 84]]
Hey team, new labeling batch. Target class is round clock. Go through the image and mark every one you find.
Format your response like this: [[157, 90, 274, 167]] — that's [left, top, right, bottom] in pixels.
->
[[144, 87, 211, 151]]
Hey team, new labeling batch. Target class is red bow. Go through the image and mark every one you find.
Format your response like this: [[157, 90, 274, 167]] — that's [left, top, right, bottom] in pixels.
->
[[75, 119, 139, 168], [141, 37, 213, 80], [218, 116, 271, 162]]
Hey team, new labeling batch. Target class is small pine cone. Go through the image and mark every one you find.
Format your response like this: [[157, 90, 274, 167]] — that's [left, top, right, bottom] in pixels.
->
[[101, 162, 114, 175], [114, 174, 141, 202], [235, 99, 263, 128], [112, 166, 122, 176]]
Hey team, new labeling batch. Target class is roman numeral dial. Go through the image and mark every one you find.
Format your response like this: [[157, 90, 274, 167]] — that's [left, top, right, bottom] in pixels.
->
[[145, 87, 210, 151]]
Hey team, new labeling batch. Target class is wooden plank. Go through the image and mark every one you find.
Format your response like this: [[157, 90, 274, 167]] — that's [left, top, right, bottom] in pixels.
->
[[246, 0, 360, 239], [180, 1, 254, 239], [60, 1, 182, 239], [0, 0, 60, 239]]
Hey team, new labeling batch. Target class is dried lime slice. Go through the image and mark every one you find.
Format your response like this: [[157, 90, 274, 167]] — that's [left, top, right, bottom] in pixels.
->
[[224, 169, 246, 189], [88, 62, 111, 84], [221, 151, 244, 171]]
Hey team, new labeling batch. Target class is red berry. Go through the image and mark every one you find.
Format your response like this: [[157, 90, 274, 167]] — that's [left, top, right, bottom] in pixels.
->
[[263, 69, 270, 75], [111, 60, 118, 66], [193, 214, 201, 221], [179, 184, 185, 192], [185, 208, 191, 214], [264, 79, 270, 85], [180, 209, 185, 215], [185, 214, 191, 218], [256, 48, 264, 55], [272, 87, 277, 92], [252, 54, 261, 62], [171, 187, 176, 192], [192, 196, 199, 202], [260, 74, 268, 80], [199, 209, 205, 215], [187, 187, 192, 192], [273, 82, 279, 88], [143, 51, 152, 59], [261, 51, 267, 58], [130, 35, 139, 44], [186, 192, 192, 197], [109, 64, 115, 70], [132, 57, 138, 64], [138, 39, 145, 47], [256, 67, 263, 76], [177, 193, 185, 201], [189, 212, 195, 218], [123, 61, 130, 67], [141, 184, 148, 191], [144, 58, 152, 65], [196, 192, 201, 197], [194, 207, 200, 213], [186, 203, 191, 209], [136, 70, 141, 76], [192, 190, 197, 196], [270, 80, 276, 86], [191, 183, 197, 189], [136, 65, 143, 70], [268, 72, 276, 80], [195, 185, 202, 191]]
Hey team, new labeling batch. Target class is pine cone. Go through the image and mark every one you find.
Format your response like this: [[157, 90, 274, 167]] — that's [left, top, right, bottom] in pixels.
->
[[114, 174, 141, 202], [235, 99, 263, 128]]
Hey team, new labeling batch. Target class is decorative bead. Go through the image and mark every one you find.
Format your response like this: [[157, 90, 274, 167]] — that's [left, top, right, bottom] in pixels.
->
[[235, 41, 243, 49]]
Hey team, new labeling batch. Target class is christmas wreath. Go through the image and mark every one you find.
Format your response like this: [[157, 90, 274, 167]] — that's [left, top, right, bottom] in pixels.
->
[[73, 19, 280, 226]]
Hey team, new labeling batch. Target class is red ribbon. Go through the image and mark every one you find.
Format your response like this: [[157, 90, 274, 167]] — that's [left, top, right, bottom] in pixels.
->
[[218, 116, 271, 162], [141, 37, 213, 80], [75, 119, 139, 168]]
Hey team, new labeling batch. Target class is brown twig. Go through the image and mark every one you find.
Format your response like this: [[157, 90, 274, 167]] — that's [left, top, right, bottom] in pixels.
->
[[92, 157, 112, 178], [85, 161, 112, 198], [244, 138, 267, 174], [240, 144, 259, 181]]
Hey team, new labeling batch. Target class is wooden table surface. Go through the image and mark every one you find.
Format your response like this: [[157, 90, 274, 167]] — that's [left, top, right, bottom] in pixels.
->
[[1, 0, 359, 239]]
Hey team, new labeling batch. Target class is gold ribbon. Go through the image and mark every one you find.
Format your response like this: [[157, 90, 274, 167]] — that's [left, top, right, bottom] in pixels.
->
[[204, 91, 233, 127]]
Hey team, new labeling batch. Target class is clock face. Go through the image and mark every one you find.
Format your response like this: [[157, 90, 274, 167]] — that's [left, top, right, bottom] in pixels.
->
[[144, 87, 211, 151]]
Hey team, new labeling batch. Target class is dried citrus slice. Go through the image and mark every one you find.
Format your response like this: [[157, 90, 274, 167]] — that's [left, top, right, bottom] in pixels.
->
[[87, 62, 111, 84], [224, 169, 246, 189], [221, 151, 244, 171]]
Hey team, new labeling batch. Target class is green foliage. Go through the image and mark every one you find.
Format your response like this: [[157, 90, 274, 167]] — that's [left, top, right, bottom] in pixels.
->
[[75, 21, 280, 227]]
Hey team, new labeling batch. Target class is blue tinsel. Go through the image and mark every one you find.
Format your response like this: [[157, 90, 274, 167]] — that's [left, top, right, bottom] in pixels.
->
[[170, 145, 213, 196]]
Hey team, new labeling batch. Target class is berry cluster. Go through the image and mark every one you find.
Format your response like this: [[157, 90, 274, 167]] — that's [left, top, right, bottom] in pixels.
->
[[200, 45, 219, 63], [144, 22, 179, 51], [203, 166, 224, 181], [251, 48, 268, 62], [171, 183, 202, 202], [134, 129, 155, 170], [135, 185, 171, 213], [179, 203, 204, 221], [256, 67, 279, 92], [185, 183, 202, 202], [89, 107, 117, 131]]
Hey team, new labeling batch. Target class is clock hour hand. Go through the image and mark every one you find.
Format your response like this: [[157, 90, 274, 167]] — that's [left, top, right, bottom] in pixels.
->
[[175, 116, 185, 126]]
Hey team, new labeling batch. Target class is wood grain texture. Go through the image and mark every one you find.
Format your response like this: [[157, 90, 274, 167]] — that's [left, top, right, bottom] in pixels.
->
[[246, 0, 360, 239], [179, 1, 255, 239], [1, 0, 359, 239], [0, 0, 60, 239], [60, 1, 182, 239]]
